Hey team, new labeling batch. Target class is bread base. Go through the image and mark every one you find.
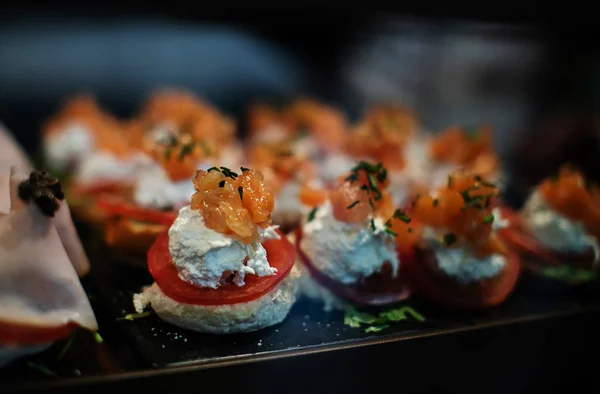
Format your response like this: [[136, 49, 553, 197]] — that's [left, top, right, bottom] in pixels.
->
[[133, 266, 300, 334]]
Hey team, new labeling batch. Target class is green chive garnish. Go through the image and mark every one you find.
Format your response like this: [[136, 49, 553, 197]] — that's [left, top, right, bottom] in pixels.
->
[[347, 201, 360, 210]]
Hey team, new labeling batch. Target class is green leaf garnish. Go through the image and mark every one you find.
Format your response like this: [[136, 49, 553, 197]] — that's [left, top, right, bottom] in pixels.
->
[[367, 173, 382, 201], [351, 161, 380, 173], [240, 167, 250, 172], [365, 325, 389, 333], [345, 173, 359, 183], [443, 233, 457, 246], [238, 186, 244, 200], [370, 219, 376, 231], [218, 180, 225, 188], [307, 207, 318, 222], [347, 201, 360, 210], [220, 166, 238, 179], [56, 332, 77, 362], [344, 306, 425, 332], [207, 166, 220, 173], [483, 214, 494, 224], [27, 362, 57, 378], [117, 311, 155, 321], [368, 198, 375, 211], [541, 266, 598, 282]]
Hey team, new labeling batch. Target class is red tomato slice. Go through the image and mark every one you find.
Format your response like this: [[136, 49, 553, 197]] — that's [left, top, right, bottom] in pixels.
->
[[0, 320, 77, 346], [295, 227, 412, 306], [97, 195, 177, 226], [148, 229, 296, 305], [398, 245, 521, 310], [71, 180, 127, 197]]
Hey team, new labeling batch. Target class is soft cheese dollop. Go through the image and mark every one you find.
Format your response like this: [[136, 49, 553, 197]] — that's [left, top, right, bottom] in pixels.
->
[[74, 151, 154, 185], [300, 201, 399, 284], [522, 191, 599, 262], [168, 206, 280, 289], [133, 164, 196, 210], [44, 122, 95, 171], [422, 226, 506, 284]]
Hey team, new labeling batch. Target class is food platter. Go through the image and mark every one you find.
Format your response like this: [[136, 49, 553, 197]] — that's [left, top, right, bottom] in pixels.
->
[[1, 217, 599, 393]]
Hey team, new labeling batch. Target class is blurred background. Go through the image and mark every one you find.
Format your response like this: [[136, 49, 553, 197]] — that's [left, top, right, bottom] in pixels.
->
[[1, 4, 599, 201]]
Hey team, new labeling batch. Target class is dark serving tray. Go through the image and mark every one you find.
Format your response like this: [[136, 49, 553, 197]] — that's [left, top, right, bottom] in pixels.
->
[[2, 218, 600, 394]]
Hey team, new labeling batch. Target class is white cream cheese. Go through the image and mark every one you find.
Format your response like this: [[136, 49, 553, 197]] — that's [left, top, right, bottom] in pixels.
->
[[522, 191, 599, 262], [133, 164, 196, 210], [74, 151, 154, 185], [272, 181, 303, 218], [168, 206, 280, 289], [422, 227, 506, 284], [44, 122, 95, 171], [300, 201, 399, 284]]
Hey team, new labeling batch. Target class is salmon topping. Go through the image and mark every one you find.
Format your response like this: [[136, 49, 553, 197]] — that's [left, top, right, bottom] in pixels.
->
[[191, 167, 275, 244], [538, 164, 600, 240], [411, 171, 505, 258]]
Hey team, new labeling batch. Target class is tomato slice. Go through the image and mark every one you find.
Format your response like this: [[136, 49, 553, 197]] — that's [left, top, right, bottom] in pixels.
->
[[71, 180, 128, 197], [398, 245, 521, 310], [148, 229, 296, 305], [97, 195, 177, 226], [0, 320, 77, 346], [295, 227, 412, 306]]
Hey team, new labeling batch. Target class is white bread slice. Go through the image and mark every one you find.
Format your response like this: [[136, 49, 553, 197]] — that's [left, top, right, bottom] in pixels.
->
[[133, 266, 300, 334]]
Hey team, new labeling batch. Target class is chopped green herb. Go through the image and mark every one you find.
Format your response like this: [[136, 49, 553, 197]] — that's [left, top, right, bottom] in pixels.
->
[[370, 219, 376, 231], [365, 325, 389, 333], [56, 332, 77, 362], [385, 229, 398, 237], [27, 362, 58, 378], [367, 174, 382, 200], [443, 233, 457, 246], [220, 166, 238, 179], [447, 175, 452, 188], [238, 186, 244, 200], [345, 173, 359, 183], [199, 141, 211, 156], [368, 198, 375, 211], [377, 168, 388, 183], [92, 331, 103, 344], [307, 207, 318, 222], [178, 143, 195, 161], [346, 201, 360, 210], [351, 161, 380, 173], [541, 266, 598, 283], [240, 167, 250, 172], [385, 218, 392, 227], [485, 196, 491, 208], [207, 167, 220, 173], [218, 180, 225, 188], [117, 311, 155, 321], [481, 180, 496, 188], [483, 214, 494, 224], [359, 184, 369, 191], [433, 198, 439, 207], [393, 209, 411, 223]]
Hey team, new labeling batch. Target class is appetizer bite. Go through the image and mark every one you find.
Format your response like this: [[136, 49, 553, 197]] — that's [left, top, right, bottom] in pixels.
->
[[135, 89, 242, 169], [499, 164, 600, 284], [425, 124, 502, 191], [133, 166, 299, 334], [0, 170, 97, 366], [400, 171, 520, 309], [247, 98, 349, 185], [345, 104, 426, 205], [42, 95, 150, 225], [295, 161, 413, 311]]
